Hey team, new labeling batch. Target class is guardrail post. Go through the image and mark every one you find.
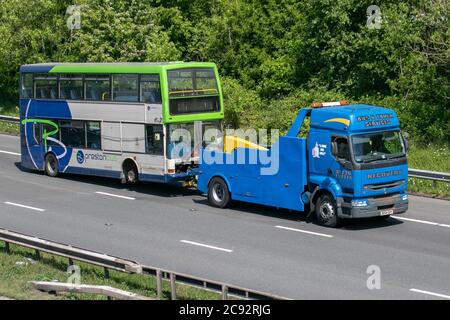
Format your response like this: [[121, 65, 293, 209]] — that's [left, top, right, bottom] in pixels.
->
[[222, 285, 228, 300], [4, 241, 10, 254], [156, 270, 163, 300], [35, 249, 40, 261], [170, 273, 177, 300], [104, 267, 110, 279]]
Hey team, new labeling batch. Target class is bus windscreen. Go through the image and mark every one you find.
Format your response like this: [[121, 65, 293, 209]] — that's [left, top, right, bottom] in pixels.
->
[[168, 68, 218, 98]]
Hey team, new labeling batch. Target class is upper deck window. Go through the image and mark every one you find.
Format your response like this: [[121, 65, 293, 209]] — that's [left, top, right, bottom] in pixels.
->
[[140, 74, 162, 104], [168, 68, 218, 98], [34, 75, 58, 100], [21, 74, 33, 99], [113, 74, 139, 102], [85, 75, 111, 101], [60, 74, 83, 100]]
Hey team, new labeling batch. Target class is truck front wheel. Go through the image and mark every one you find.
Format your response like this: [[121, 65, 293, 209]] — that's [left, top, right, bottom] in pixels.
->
[[208, 177, 231, 208], [316, 194, 341, 228]]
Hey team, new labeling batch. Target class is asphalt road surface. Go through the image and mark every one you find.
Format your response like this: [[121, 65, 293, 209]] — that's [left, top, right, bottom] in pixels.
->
[[0, 134, 449, 299]]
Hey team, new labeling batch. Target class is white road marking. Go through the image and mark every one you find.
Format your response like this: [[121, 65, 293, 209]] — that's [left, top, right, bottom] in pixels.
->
[[95, 192, 136, 200], [275, 225, 333, 238], [0, 150, 20, 156], [410, 288, 450, 299], [180, 240, 233, 253], [4, 202, 45, 212], [394, 216, 450, 228]]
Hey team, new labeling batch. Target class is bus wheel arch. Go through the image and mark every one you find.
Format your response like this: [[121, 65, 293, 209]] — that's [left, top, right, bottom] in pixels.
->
[[44, 152, 59, 177], [207, 176, 232, 208], [122, 158, 139, 184]]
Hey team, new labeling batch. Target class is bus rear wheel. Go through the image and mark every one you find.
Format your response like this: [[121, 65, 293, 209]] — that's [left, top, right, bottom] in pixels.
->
[[44, 153, 59, 177], [123, 161, 139, 184], [208, 177, 231, 208]]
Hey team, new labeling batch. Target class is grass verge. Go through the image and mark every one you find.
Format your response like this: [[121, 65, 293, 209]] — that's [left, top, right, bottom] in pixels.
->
[[407, 142, 450, 198], [0, 243, 222, 300], [0, 100, 20, 135]]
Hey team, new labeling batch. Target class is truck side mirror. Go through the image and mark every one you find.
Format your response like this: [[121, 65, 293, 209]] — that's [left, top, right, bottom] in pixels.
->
[[403, 132, 410, 152], [331, 141, 338, 156]]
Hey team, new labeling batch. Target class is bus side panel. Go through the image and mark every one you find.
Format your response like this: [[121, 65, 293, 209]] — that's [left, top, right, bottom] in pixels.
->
[[20, 99, 39, 170], [20, 99, 73, 171], [65, 166, 122, 179]]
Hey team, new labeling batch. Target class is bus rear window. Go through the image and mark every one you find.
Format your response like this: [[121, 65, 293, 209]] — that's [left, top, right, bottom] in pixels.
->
[[21, 74, 33, 98], [168, 68, 218, 98]]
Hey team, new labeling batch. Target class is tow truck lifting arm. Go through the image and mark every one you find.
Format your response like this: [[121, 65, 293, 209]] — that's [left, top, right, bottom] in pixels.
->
[[286, 108, 312, 138]]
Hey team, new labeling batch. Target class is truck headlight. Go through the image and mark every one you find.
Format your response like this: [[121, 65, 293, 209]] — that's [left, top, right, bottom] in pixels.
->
[[351, 200, 368, 207], [402, 194, 408, 201]]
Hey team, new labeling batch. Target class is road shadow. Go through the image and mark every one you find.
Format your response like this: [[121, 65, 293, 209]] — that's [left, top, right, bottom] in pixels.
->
[[193, 197, 313, 223], [341, 216, 404, 231], [14, 161, 34, 173], [194, 196, 406, 230], [14, 161, 197, 198]]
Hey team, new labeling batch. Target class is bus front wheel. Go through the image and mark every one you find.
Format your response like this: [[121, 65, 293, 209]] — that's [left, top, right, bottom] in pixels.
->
[[208, 177, 231, 208], [44, 153, 59, 177]]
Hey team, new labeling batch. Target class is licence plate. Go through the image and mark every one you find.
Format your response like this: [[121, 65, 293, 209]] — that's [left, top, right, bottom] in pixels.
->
[[380, 209, 394, 216]]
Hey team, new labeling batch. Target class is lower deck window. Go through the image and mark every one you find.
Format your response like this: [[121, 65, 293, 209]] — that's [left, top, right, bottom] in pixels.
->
[[86, 122, 101, 149], [39, 120, 102, 150], [60, 121, 85, 148]]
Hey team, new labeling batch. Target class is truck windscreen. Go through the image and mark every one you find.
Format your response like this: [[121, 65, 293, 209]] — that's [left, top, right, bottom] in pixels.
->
[[352, 131, 406, 163]]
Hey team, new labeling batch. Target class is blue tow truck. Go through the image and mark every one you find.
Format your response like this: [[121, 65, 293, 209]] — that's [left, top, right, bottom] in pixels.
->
[[197, 101, 409, 227]]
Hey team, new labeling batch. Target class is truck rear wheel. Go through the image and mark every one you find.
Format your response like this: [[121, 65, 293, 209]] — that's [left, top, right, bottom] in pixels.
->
[[316, 194, 341, 228], [208, 177, 231, 208], [44, 153, 59, 177]]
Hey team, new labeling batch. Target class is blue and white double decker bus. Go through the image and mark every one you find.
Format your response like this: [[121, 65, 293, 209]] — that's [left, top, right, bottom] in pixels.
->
[[19, 62, 224, 183]]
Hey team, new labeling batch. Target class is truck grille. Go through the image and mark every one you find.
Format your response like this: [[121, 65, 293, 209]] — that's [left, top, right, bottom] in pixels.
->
[[365, 180, 404, 191]]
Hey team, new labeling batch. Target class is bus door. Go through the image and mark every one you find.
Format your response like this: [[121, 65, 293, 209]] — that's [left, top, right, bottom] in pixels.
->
[[29, 122, 45, 169], [145, 124, 165, 175]]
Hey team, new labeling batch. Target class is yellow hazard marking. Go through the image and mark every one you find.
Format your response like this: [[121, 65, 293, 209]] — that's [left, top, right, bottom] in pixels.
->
[[325, 118, 350, 126], [224, 136, 269, 153]]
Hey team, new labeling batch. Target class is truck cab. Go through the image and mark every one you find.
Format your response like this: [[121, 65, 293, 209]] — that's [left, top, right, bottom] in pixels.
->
[[198, 101, 409, 228], [305, 102, 409, 226]]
